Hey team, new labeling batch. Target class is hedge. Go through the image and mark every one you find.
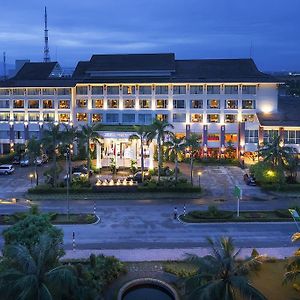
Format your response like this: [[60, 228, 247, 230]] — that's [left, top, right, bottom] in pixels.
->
[[261, 183, 300, 192], [0, 152, 15, 164]]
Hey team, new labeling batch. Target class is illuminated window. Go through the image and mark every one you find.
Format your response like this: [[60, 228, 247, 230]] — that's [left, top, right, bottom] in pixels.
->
[[155, 85, 168, 94], [92, 113, 103, 123], [139, 86, 152, 95], [207, 114, 220, 123], [59, 100, 70, 109], [207, 99, 220, 109], [42, 88, 54, 95], [76, 99, 87, 108], [106, 113, 119, 123], [156, 99, 168, 109], [76, 113, 87, 122], [76, 86, 88, 95], [28, 113, 40, 121], [28, 100, 39, 109], [92, 99, 104, 108], [91, 86, 103, 95], [43, 113, 55, 122], [190, 85, 203, 94], [173, 99, 185, 109], [0, 100, 9, 108], [225, 134, 237, 143], [107, 99, 119, 109], [207, 85, 220, 94], [242, 85, 256, 94], [139, 99, 151, 109], [43, 100, 53, 109], [123, 85, 135, 95], [156, 114, 169, 122], [59, 113, 70, 123], [173, 113, 186, 122], [225, 114, 237, 123], [13, 100, 24, 108], [0, 113, 10, 121], [225, 85, 239, 94], [124, 99, 135, 109], [245, 130, 258, 143], [107, 86, 119, 95], [225, 100, 238, 109], [242, 100, 255, 109], [242, 114, 255, 122], [190, 114, 203, 123], [173, 85, 186, 94], [122, 114, 135, 123], [190, 100, 203, 109], [208, 134, 220, 141]]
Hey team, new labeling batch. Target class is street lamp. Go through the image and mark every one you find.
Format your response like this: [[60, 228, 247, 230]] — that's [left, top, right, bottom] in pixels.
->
[[197, 171, 202, 187], [29, 173, 34, 187], [65, 147, 70, 220]]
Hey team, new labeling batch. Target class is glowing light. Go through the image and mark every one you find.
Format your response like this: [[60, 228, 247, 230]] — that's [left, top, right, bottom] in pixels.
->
[[266, 170, 275, 177], [261, 105, 273, 114]]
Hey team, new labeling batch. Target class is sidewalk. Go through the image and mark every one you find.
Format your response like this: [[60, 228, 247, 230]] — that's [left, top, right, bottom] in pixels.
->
[[63, 247, 298, 261]]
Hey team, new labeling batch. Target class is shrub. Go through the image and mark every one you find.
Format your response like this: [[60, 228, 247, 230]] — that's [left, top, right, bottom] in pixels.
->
[[0, 152, 15, 164], [250, 162, 285, 185]]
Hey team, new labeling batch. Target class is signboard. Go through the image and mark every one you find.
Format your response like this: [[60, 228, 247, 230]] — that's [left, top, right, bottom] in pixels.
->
[[289, 209, 300, 221], [234, 185, 241, 198]]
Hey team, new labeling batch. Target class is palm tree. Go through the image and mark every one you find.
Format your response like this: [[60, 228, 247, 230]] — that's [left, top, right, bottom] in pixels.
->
[[42, 122, 62, 187], [129, 125, 151, 182], [147, 119, 174, 183], [27, 137, 41, 186], [166, 134, 185, 184], [0, 235, 78, 300], [185, 237, 267, 300], [185, 133, 201, 185], [79, 123, 103, 179]]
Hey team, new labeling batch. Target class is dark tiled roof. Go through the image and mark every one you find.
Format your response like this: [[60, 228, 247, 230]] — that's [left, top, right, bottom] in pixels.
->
[[257, 96, 300, 127], [13, 62, 58, 80]]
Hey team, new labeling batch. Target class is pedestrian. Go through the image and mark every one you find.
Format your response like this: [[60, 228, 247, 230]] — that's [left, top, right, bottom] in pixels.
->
[[174, 207, 178, 220]]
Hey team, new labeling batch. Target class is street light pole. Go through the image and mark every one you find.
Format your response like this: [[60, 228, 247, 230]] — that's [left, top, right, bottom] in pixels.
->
[[197, 171, 202, 187], [65, 147, 70, 220]]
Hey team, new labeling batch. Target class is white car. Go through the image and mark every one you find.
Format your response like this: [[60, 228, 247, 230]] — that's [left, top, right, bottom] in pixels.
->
[[34, 157, 43, 166], [0, 165, 15, 175], [64, 172, 87, 181]]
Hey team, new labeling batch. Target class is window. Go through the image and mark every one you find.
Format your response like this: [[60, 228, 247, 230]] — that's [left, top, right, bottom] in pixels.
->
[[173, 85, 186, 94], [107, 86, 119, 95], [225, 100, 238, 109], [139, 85, 152, 95], [155, 85, 168, 94], [156, 99, 168, 109], [242, 85, 256, 94], [225, 114, 237, 123], [190, 100, 203, 109], [191, 114, 203, 123], [173, 113, 186, 122], [13, 100, 24, 108], [14, 113, 25, 121], [173, 99, 185, 109], [0, 113, 10, 121], [28, 100, 39, 109], [29, 131, 39, 139], [284, 130, 300, 144], [0, 130, 9, 138], [225, 134, 238, 143], [207, 85, 220, 94], [207, 99, 220, 109], [264, 130, 279, 144], [91, 86, 103, 95], [122, 114, 135, 123], [245, 130, 258, 143], [76, 86, 88, 95], [0, 89, 9, 95], [225, 85, 239, 94], [138, 113, 152, 124], [92, 113, 103, 123], [28, 113, 40, 121], [59, 113, 70, 123], [242, 100, 255, 109], [57, 88, 71, 95], [27, 88, 40, 95], [139, 99, 151, 109], [14, 131, 24, 139], [43, 100, 53, 109], [0, 100, 9, 108], [76, 113, 87, 122], [123, 85, 135, 95], [76, 99, 87, 108], [59, 100, 70, 109], [12, 89, 25, 95], [42, 88, 54, 95], [156, 114, 169, 122], [107, 99, 119, 109], [92, 99, 104, 109], [190, 85, 203, 94], [208, 134, 220, 141], [124, 99, 135, 109], [207, 114, 220, 123], [106, 113, 119, 123], [43, 113, 55, 122], [242, 114, 255, 122]]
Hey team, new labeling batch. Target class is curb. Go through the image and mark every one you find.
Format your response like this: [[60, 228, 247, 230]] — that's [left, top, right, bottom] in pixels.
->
[[92, 215, 101, 225]]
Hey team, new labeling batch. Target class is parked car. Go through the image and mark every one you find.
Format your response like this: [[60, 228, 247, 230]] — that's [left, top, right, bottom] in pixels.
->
[[12, 155, 21, 164], [72, 165, 93, 176], [126, 171, 151, 183], [64, 172, 88, 181], [34, 157, 43, 166], [20, 156, 30, 167], [243, 173, 256, 186], [0, 164, 15, 175]]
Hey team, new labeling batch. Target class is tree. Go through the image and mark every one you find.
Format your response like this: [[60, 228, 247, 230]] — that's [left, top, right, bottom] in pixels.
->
[[185, 133, 201, 185], [79, 123, 103, 179], [0, 235, 77, 300], [185, 237, 267, 300], [42, 122, 62, 187], [166, 134, 185, 184], [27, 137, 41, 186], [129, 125, 151, 182], [147, 119, 174, 183]]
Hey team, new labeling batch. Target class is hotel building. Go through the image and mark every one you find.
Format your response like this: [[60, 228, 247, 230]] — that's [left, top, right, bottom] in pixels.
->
[[0, 53, 299, 168]]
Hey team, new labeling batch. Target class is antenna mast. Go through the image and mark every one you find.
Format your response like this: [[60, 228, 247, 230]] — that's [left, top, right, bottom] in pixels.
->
[[43, 6, 50, 62]]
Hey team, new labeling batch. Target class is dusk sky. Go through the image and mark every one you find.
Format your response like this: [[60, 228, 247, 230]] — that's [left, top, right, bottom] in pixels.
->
[[0, 0, 299, 71]]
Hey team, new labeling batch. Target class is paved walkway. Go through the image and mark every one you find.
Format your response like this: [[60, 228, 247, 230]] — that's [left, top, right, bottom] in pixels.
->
[[63, 246, 298, 261]]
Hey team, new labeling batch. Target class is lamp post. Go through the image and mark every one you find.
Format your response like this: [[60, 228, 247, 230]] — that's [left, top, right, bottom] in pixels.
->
[[197, 171, 202, 187], [65, 147, 70, 220], [29, 173, 34, 187]]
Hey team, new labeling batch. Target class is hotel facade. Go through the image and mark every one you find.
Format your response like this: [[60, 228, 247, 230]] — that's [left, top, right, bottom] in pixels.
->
[[0, 53, 299, 168]]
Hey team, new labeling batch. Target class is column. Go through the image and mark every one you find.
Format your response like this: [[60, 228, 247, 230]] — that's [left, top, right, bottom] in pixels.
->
[[258, 126, 264, 147], [238, 122, 245, 166], [24, 123, 29, 141], [202, 124, 208, 157], [96, 142, 102, 169], [9, 123, 14, 152], [279, 127, 285, 143], [148, 141, 154, 169], [185, 124, 191, 139], [220, 125, 225, 157]]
